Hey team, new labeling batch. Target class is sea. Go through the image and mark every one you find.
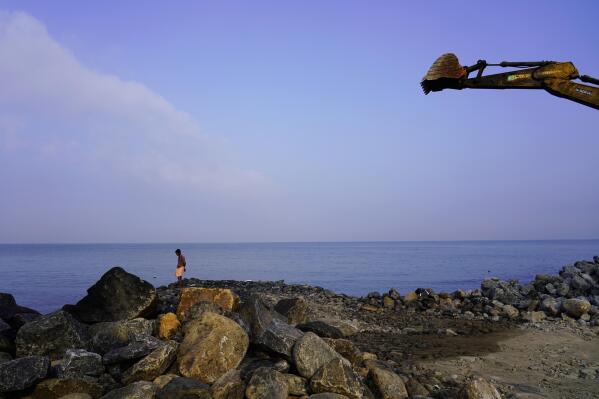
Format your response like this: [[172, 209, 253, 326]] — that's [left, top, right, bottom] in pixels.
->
[[1, 240, 598, 314]]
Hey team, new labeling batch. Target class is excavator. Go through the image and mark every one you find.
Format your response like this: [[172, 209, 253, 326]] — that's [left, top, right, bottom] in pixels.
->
[[421, 53, 599, 110]]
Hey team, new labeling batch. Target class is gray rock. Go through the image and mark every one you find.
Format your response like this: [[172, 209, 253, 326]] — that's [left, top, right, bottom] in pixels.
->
[[594, 255, 599, 264], [65, 267, 157, 323], [571, 274, 592, 292], [0, 355, 49, 392], [274, 297, 309, 325], [322, 339, 362, 367], [89, 319, 155, 355], [292, 332, 342, 379], [177, 300, 223, 323], [16, 311, 89, 359], [539, 297, 561, 317], [256, 319, 303, 358], [100, 381, 157, 399], [368, 367, 408, 399], [103, 336, 164, 365], [245, 367, 288, 399], [156, 377, 210, 399], [9, 312, 42, 330], [557, 283, 570, 297], [238, 294, 277, 341], [309, 394, 349, 399], [239, 357, 290, 380], [457, 377, 501, 399], [29, 377, 104, 399], [0, 353, 11, 365], [310, 358, 365, 399], [283, 373, 308, 396], [58, 349, 104, 378], [0, 294, 17, 321], [122, 340, 178, 384]]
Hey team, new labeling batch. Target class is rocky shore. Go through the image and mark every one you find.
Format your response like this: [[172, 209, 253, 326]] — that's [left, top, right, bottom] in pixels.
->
[[0, 257, 598, 399]]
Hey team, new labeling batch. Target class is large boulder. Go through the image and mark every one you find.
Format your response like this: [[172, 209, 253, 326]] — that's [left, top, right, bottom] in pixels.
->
[[256, 319, 303, 358], [177, 312, 249, 384], [156, 377, 211, 399], [121, 340, 178, 384], [29, 378, 103, 399], [64, 267, 157, 323], [0, 355, 49, 392], [309, 358, 365, 399], [539, 297, 561, 317], [102, 336, 164, 365], [323, 339, 362, 367], [16, 311, 89, 359], [562, 298, 591, 319], [176, 288, 239, 317], [245, 367, 288, 399], [57, 349, 104, 378], [238, 294, 277, 340], [297, 320, 358, 339], [176, 300, 223, 323], [211, 369, 245, 399], [292, 332, 342, 379], [368, 367, 408, 399], [100, 381, 157, 399], [274, 297, 309, 325], [458, 377, 501, 399], [0, 294, 17, 321], [89, 318, 154, 355]]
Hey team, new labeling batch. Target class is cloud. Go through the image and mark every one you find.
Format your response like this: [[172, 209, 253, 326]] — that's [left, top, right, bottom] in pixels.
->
[[0, 11, 266, 193]]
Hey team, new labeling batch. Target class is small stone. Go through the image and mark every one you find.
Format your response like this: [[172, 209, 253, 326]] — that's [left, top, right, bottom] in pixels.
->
[[382, 296, 395, 309], [121, 340, 178, 384], [0, 355, 49, 392], [359, 304, 381, 313], [245, 367, 288, 399], [403, 292, 418, 303], [292, 332, 342, 379], [521, 311, 546, 323], [502, 305, 519, 319], [158, 313, 180, 340]]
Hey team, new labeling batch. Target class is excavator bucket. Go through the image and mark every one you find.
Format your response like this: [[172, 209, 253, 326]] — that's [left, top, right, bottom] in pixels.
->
[[421, 53, 466, 94]]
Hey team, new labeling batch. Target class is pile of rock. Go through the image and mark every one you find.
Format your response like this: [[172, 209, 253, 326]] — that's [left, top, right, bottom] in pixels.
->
[[359, 257, 599, 328], [3, 266, 506, 398]]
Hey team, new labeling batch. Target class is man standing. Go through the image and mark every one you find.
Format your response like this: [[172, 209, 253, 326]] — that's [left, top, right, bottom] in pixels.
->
[[175, 248, 186, 287]]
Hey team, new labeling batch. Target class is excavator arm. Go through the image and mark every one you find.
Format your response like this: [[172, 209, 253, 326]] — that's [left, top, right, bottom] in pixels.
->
[[421, 53, 599, 110]]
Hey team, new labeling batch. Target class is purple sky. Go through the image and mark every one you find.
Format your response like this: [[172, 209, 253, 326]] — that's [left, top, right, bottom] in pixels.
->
[[0, 1, 598, 243]]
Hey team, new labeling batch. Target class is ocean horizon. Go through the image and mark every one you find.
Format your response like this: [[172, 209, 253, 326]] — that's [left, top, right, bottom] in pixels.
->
[[2, 239, 598, 314]]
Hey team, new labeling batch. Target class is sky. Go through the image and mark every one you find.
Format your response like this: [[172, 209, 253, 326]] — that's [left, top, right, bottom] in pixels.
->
[[0, 1, 598, 243]]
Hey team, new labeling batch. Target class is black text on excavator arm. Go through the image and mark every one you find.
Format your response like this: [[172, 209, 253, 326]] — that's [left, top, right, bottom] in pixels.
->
[[421, 53, 599, 110]]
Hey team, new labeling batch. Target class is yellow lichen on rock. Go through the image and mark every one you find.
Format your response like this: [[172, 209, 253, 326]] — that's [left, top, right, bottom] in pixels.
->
[[158, 313, 180, 340], [176, 288, 240, 317]]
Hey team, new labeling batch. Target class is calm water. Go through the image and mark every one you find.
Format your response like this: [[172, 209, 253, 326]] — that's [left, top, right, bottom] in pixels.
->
[[1, 241, 598, 314]]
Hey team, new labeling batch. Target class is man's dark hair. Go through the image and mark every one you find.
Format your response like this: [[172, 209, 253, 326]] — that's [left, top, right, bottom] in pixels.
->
[[175, 249, 181, 254]]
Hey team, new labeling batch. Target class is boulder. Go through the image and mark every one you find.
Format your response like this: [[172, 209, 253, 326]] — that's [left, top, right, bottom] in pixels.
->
[[29, 378, 103, 399], [283, 373, 308, 396], [521, 311, 546, 323], [245, 367, 288, 399], [309, 394, 349, 399], [256, 319, 303, 358], [0, 353, 11, 365], [309, 358, 365, 399], [100, 381, 157, 399], [501, 305, 519, 319], [0, 294, 17, 321], [16, 311, 89, 359], [323, 339, 362, 367], [239, 357, 290, 380], [539, 297, 561, 317], [102, 336, 164, 365], [562, 298, 591, 318], [158, 313, 180, 340], [156, 377, 211, 399], [211, 369, 245, 399], [89, 319, 154, 355], [64, 267, 157, 323], [59, 394, 94, 399], [176, 288, 239, 317], [297, 320, 358, 339], [292, 332, 342, 379], [177, 301, 223, 323], [121, 340, 178, 384], [405, 378, 429, 397], [0, 356, 49, 392], [368, 367, 408, 399], [57, 349, 104, 378], [458, 377, 501, 399], [238, 294, 277, 340], [382, 296, 395, 309], [570, 274, 591, 292], [153, 374, 179, 389], [403, 291, 418, 303], [274, 297, 309, 325], [177, 312, 249, 384], [9, 312, 41, 330]]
